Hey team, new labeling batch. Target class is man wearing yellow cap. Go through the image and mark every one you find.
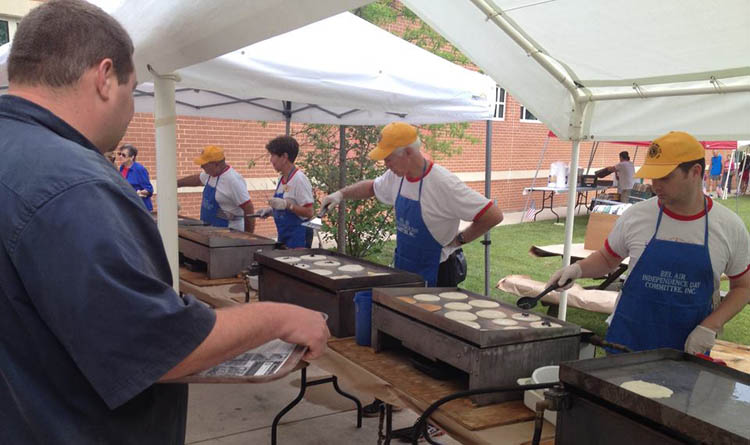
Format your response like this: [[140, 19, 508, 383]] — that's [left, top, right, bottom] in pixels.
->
[[547, 131, 750, 355], [321, 122, 503, 288], [178, 145, 255, 232]]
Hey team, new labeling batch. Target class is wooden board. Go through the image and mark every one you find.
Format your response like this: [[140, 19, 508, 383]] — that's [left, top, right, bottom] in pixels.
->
[[327, 337, 535, 431], [712, 340, 750, 374], [179, 279, 250, 308], [179, 267, 243, 286]]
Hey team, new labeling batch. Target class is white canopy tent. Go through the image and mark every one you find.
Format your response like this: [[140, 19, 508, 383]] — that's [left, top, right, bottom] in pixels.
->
[[0, 6, 495, 288], [132, 12, 495, 126], [404, 0, 750, 319]]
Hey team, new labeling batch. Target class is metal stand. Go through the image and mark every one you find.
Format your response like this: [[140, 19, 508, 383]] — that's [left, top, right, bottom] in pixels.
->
[[271, 366, 363, 445]]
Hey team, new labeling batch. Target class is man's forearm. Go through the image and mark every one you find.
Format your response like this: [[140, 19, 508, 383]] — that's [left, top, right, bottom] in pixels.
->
[[241, 202, 255, 233], [577, 248, 622, 278], [340, 180, 375, 200], [457, 205, 503, 244], [178, 174, 202, 187], [701, 286, 750, 331]]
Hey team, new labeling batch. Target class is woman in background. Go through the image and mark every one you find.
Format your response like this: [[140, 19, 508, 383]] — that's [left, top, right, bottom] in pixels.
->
[[118, 144, 154, 211]]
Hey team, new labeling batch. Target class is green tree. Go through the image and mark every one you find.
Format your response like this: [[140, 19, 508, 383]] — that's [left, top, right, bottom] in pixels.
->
[[297, 1, 480, 258]]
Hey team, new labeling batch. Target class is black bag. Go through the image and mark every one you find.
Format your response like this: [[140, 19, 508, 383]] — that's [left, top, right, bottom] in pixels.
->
[[437, 248, 468, 287]]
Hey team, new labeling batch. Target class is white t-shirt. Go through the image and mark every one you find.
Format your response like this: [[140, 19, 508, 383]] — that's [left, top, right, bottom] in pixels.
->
[[277, 168, 313, 208], [606, 196, 750, 309], [614, 161, 636, 192], [200, 166, 251, 231], [373, 162, 492, 262]]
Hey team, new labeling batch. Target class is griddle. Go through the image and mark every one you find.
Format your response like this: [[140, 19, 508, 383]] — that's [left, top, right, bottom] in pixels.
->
[[557, 349, 750, 445], [372, 287, 581, 405], [255, 249, 425, 337], [178, 226, 278, 279]]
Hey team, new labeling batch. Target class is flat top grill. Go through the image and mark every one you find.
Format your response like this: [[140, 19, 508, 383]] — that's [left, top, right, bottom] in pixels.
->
[[255, 248, 424, 292], [373, 287, 580, 347], [178, 226, 277, 247], [560, 349, 750, 443]]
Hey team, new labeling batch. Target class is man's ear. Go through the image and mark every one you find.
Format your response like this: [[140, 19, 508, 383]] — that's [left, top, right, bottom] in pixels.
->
[[94, 58, 116, 101]]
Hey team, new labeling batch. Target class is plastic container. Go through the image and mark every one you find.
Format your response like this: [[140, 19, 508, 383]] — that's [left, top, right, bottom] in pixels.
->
[[531, 365, 560, 384], [353, 290, 373, 346]]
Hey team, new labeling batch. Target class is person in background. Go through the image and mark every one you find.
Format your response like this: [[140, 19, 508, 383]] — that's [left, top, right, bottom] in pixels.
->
[[708, 149, 722, 197], [0, 2, 328, 443], [605, 151, 636, 203], [104, 149, 118, 165], [258, 136, 315, 248], [118, 144, 154, 211], [321, 122, 504, 417], [178, 145, 255, 232], [547, 131, 750, 356]]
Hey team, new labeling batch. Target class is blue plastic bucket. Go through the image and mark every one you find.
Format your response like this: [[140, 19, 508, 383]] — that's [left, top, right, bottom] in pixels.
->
[[353, 290, 373, 346]]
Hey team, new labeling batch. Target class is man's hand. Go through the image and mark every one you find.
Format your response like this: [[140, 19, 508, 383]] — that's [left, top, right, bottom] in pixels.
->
[[268, 197, 291, 210], [546, 263, 582, 290], [320, 191, 343, 214], [136, 189, 149, 198], [258, 207, 273, 218], [278, 306, 331, 360], [685, 325, 716, 354]]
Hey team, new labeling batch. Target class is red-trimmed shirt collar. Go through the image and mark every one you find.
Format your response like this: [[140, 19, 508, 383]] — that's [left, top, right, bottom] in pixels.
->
[[281, 166, 298, 184], [658, 196, 713, 221], [406, 161, 434, 183], [214, 165, 231, 177]]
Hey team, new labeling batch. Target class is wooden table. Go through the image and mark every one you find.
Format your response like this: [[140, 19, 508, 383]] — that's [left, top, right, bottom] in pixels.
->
[[315, 338, 555, 445]]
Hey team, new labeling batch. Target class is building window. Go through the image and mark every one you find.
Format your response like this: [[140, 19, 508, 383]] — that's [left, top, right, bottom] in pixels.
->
[[492, 86, 506, 120], [0, 20, 9, 46], [520, 106, 540, 122]]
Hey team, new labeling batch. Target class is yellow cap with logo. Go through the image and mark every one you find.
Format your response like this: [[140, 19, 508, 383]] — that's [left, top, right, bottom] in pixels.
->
[[634, 131, 705, 179], [193, 145, 225, 166], [369, 122, 418, 161]]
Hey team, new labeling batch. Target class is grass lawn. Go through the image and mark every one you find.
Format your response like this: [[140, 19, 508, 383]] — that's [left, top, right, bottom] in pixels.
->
[[366, 195, 750, 346]]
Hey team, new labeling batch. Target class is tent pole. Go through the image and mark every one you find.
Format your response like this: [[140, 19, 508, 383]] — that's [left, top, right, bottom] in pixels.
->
[[337, 125, 347, 253], [151, 67, 181, 291], [584, 141, 598, 174], [522, 134, 551, 220], [558, 139, 581, 321], [283, 101, 292, 136], [484, 120, 492, 296]]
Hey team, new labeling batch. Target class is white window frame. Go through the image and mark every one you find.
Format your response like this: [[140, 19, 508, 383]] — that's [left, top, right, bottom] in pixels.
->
[[520, 105, 540, 123], [491, 85, 506, 121]]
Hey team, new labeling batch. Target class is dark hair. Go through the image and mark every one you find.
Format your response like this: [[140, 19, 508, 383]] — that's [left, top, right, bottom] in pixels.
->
[[619, 151, 630, 161], [265, 136, 300, 163], [120, 144, 137, 160], [677, 158, 705, 176], [8, 0, 134, 87]]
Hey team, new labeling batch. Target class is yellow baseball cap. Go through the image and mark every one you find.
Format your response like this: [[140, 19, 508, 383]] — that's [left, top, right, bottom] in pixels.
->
[[369, 122, 418, 161], [194, 145, 225, 166], [634, 131, 705, 179]]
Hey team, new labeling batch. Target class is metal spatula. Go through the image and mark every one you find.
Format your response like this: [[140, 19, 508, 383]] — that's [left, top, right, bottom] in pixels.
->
[[516, 279, 572, 310]]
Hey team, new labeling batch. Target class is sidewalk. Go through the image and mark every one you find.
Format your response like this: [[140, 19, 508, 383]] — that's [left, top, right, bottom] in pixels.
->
[[186, 364, 461, 444]]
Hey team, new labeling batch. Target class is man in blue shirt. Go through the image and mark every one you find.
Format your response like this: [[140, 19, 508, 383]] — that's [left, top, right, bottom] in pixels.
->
[[709, 149, 722, 197], [0, 1, 329, 444]]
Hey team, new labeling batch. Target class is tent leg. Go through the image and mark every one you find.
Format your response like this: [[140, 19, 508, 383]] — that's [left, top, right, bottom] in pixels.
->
[[284, 101, 292, 136], [559, 140, 581, 321], [522, 134, 551, 220], [484, 120, 492, 296], [153, 71, 180, 291], [337, 125, 347, 253]]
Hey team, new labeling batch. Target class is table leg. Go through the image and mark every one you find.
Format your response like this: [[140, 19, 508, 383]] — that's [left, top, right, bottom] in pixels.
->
[[271, 367, 363, 445], [549, 192, 559, 223]]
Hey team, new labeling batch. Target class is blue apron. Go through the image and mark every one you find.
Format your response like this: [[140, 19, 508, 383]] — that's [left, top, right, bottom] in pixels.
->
[[606, 199, 713, 353], [272, 167, 307, 248], [393, 163, 443, 286], [200, 175, 229, 227]]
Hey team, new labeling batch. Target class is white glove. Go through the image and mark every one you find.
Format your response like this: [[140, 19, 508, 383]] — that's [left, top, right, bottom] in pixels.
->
[[546, 263, 582, 290], [320, 191, 343, 214], [268, 197, 291, 210], [684, 325, 716, 354], [258, 207, 273, 218]]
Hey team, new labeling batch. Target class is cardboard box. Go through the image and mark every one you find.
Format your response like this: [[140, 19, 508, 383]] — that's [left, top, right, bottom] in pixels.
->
[[583, 212, 619, 251]]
